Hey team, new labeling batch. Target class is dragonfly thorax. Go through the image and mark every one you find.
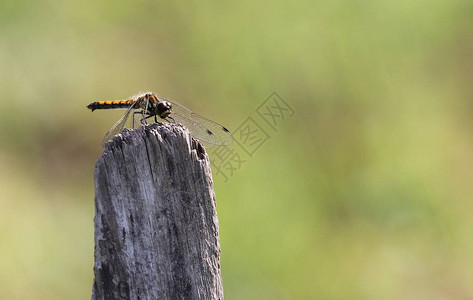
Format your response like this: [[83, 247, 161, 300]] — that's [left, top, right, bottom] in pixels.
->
[[138, 93, 172, 119]]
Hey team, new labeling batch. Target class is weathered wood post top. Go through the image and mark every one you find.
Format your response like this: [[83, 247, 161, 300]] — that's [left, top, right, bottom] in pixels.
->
[[92, 123, 223, 300]]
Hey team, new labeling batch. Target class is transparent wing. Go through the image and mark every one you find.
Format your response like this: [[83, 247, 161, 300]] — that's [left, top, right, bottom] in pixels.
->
[[101, 104, 136, 148], [164, 98, 233, 147], [188, 112, 233, 145], [169, 112, 218, 148]]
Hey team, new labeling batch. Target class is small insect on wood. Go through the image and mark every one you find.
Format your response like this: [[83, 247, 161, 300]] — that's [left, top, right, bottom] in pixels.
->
[[87, 92, 232, 148]]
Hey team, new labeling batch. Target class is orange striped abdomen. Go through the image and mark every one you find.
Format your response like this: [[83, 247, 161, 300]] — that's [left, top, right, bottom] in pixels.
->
[[87, 100, 136, 111]]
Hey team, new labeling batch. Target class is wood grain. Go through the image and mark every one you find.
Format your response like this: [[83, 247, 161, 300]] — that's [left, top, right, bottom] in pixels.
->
[[92, 123, 223, 300]]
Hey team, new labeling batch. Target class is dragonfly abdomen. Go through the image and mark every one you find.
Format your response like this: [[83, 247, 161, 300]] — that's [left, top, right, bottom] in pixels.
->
[[87, 100, 135, 111]]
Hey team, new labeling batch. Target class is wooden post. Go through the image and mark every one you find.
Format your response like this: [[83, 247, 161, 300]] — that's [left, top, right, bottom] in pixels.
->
[[91, 123, 223, 300]]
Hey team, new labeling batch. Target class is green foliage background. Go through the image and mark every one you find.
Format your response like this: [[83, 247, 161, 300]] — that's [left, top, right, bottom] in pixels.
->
[[1, 0, 472, 299]]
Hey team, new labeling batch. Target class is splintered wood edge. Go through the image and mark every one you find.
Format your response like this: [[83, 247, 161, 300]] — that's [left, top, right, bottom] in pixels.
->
[[95, 123, 208, 169]]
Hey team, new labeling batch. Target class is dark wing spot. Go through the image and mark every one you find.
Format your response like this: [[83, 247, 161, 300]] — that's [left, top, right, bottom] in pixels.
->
[[206, 129, 213, 135], [222, 127, 230, 133]]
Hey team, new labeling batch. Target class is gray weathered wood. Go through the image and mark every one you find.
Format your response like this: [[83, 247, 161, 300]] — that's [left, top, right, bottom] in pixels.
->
[[92, 123, 223, 300]]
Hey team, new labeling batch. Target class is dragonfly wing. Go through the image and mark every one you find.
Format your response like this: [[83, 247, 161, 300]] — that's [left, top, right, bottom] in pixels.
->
[[169, 112, 218, 147], [101, 104, 135, 147], [189, 112, 232, 146], [167, 99, 232, 146]]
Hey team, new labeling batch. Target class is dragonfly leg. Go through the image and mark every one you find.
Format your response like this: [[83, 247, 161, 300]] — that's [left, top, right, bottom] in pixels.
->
[[133, 111, 144, 127], [140, 114, 156, 124], [141, 111, 147, 125]]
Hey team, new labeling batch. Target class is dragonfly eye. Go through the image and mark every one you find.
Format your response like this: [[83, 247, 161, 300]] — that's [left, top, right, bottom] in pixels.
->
[[157, 101, 172, 118]]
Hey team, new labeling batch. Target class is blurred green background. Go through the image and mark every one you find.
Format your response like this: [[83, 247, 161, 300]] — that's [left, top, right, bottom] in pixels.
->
[[1, 0, 473, 299]]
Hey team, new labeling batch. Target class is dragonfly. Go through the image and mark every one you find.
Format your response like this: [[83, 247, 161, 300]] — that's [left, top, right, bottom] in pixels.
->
[[87, 92, 232, 148]]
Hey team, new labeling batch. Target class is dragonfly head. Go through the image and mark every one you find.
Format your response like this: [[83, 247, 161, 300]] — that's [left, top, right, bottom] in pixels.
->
[[157, 101, 172, 119]]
